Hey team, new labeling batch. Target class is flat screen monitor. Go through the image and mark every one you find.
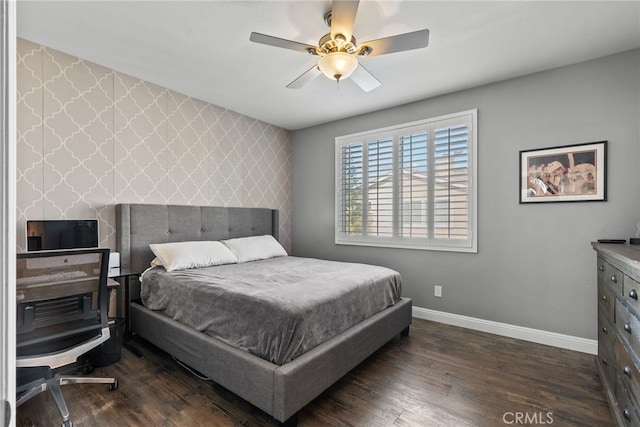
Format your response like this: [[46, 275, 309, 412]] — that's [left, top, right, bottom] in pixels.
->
[[26, 219, 99, 251]]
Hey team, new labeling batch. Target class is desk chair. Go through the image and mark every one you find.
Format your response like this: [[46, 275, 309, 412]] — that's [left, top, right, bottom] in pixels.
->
[[16, 248, 118, 427]]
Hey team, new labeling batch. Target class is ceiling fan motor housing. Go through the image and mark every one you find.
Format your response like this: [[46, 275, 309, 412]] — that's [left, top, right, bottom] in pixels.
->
[[318, 33, 358, 55]]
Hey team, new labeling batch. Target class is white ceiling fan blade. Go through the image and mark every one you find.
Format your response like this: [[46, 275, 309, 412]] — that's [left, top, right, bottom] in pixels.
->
[[360, 29, 430, 57], [330, 0, 359, 41], [250, 32, 318, 55], [286, 65, 322, 89], [350, 63, 381, 92]]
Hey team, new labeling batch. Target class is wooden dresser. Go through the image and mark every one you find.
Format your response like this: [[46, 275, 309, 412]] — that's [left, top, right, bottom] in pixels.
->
[[594, 242, 640, 426]]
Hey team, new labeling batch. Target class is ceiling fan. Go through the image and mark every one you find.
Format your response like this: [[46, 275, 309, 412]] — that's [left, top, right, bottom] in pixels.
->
[[249, 0, 430, 92]]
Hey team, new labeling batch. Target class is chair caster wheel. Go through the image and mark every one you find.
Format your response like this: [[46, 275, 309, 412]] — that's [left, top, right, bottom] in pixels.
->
[[109, 380, 118, 391], [62, 420, 73, 427]]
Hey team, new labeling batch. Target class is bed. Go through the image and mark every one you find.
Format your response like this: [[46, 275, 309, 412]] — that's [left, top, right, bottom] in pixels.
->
[[115, 203, 412, 426]]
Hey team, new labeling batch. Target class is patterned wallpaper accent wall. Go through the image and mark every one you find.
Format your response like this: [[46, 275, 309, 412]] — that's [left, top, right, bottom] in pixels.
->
[[16, 38, 291, 252]]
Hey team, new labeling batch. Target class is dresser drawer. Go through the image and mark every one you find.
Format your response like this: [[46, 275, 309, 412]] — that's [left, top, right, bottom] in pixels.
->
[[600, 313, 617, 388], [626, 276, 640, 314], [601, 311, 616, 349], [617, 301, 640, 358], [615, 335, 640, 405], [599, 277, 617, 323], [615, 375, 640, 427], [600, 257, 624, 295]]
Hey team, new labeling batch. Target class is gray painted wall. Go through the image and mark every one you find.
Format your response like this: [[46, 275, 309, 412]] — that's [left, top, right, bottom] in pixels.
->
[[290, 49, 640, 340]]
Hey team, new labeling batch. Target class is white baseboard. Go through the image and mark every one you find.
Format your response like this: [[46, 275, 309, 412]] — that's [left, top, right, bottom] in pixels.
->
[[412, 306, 597, 355]]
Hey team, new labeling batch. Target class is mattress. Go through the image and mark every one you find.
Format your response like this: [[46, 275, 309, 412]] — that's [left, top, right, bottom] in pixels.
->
[[140, 256, 402, 365]]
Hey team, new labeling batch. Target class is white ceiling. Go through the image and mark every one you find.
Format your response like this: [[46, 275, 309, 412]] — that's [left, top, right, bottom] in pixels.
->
[[16, 1, 640, 130]]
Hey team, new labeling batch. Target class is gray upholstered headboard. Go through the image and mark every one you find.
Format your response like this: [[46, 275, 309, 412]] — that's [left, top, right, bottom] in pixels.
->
[[115, 204, 279, 273]]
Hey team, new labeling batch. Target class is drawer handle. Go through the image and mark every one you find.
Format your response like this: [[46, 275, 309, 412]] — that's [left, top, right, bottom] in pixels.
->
[[624, 366, 632, 378], [625, 323, 632, 334], [602, 326, 608, 334], [631, 289, 638, 300], [610, 275, 618, 284], [601, 294, 608, 302], [623, 409, 631, 420], [602, 357, 608, 366], [599, 265, 605, 272]]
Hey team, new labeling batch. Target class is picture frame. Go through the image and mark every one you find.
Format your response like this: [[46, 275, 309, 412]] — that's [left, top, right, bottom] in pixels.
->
[[519, 141, 607, 203]]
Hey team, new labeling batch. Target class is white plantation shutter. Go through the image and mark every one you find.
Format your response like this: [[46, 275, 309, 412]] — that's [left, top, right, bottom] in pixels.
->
[[367, 138, 394, 237], [336, 110, 477, 252], [434, 123, 470, 240], [338, 143, 363, 235], [399, 132, 428, 238]]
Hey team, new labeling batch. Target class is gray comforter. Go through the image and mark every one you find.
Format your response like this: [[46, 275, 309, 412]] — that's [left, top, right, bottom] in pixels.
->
[[140, 256, 402, 365]]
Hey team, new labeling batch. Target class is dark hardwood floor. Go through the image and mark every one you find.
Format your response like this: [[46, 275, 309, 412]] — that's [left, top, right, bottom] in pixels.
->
[[16, 318, 613, 426]]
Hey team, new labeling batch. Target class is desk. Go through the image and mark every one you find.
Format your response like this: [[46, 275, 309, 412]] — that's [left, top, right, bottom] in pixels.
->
[[107, 268, 141, 343]]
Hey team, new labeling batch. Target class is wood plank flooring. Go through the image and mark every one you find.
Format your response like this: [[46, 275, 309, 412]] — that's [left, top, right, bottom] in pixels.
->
[[16, 318, 613, 426]]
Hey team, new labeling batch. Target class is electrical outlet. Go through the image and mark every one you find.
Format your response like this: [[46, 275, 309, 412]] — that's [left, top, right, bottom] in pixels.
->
[[434, 285, 442, 298]]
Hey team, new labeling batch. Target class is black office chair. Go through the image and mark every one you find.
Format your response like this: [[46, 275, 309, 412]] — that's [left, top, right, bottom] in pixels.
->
[[16, 248, 118, 427]]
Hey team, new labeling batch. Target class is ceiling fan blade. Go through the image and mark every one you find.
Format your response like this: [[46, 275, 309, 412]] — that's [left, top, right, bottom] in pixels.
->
[[330, 0, 359, 41], [250, 32, 318, 55], [350, 63, 381, 92], [360, 29, 430, 57], [286, 65, 322, 89]]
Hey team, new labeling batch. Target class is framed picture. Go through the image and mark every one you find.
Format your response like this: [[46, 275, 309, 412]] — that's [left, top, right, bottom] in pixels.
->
[[519, 141, 607, 203]]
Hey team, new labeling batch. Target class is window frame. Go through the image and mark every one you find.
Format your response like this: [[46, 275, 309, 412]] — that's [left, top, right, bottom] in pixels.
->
[[334, 109, 478, 253]]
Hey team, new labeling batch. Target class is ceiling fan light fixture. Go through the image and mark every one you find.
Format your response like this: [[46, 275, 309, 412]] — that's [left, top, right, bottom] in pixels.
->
[[318, 51, 358, 81]]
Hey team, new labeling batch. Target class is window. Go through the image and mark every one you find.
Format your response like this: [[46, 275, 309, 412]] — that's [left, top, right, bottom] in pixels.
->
[[335, 110, 477, 252]]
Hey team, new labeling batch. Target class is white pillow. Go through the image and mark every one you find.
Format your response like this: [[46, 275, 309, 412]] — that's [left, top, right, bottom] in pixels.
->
[[222, 235, 287, 263], [149, 241, 237, 272]]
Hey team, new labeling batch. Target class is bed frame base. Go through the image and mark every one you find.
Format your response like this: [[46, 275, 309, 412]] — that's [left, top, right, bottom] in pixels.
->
[[130, 297, 412, 424]]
